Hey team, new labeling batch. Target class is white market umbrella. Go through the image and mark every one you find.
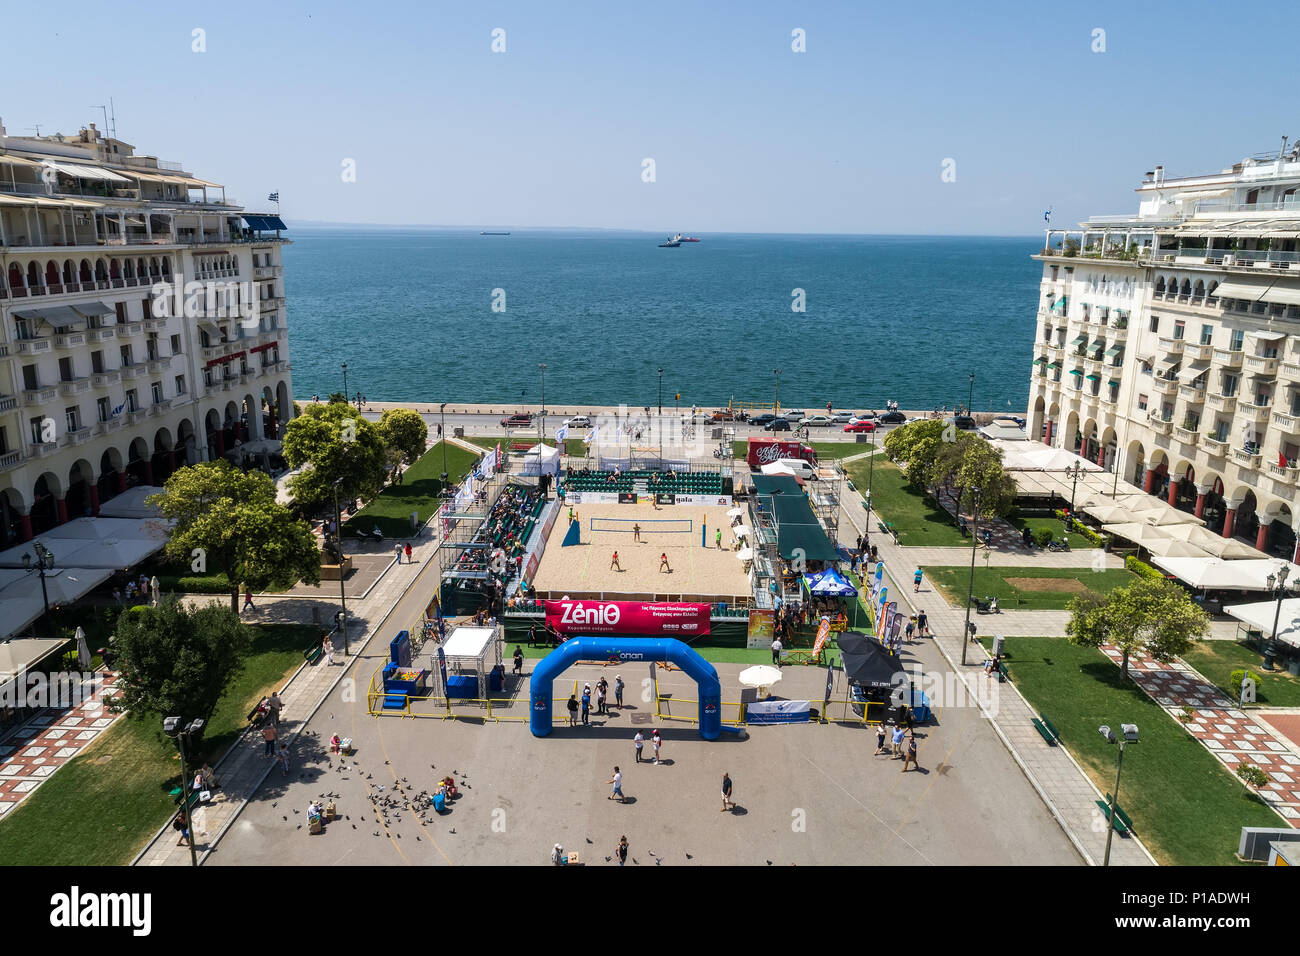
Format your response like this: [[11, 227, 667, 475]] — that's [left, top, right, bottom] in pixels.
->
[[734, 525, 752, 539], [726, 507, 746, 518], [1082, 503, 1132, 524], [75, 626, 91, 669], [736, 547, 755, 561], [1144, 509, 1203, 528], [1141, 537, 1212, 559], [738, 664, 784, 700], [1101, 522, 1174, 548]]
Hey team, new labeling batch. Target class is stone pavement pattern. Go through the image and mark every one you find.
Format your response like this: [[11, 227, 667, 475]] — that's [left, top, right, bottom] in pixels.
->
[[1099, 646, 1300, 825]]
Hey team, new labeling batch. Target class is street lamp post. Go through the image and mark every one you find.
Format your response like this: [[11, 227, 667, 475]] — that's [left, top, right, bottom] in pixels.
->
[[341, 362, 348, 403], [439, 402, 448, 484], [163, 716, 206, 867], [1098, 724, 1139, 866], [657, 367, 663, 415], [1265, 564, 1292, 670], [24, 543, 55, 618], [773, 368, 782, 415], [332, 477, 349, 655], [967, 371, 975, 417], [1065, 461, 1084, 521], [538, 363, 547, 445], [960, 486, 983, 666]]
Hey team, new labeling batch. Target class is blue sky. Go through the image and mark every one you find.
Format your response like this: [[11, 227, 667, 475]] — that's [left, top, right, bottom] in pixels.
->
[[2, 0, 1294, 234]]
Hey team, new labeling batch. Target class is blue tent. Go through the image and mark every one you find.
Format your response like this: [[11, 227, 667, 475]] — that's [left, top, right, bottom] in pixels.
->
[[804, 566, 858, 597]]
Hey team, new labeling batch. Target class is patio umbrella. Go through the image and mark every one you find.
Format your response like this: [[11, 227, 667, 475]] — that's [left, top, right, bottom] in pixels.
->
[[1144, 509, 1203, 527], [738, 664, 783, 700], [736, 547, 755, 561], [1101, 522, 1174, 548], [726, 507, 746, 519], [1082, 503, 1132, 524], [734, 525, 753, 539], [1141, 537, 1212, 558], [75, 626, 91, 669]]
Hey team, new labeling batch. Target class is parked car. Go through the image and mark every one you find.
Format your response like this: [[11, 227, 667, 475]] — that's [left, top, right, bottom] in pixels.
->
[[877, 410, 907, 425], [782, 409, 806, 421], [564, 415, 593, 428], [501, 413, 533, 427], [749, 413, 777, 427], [799, 415, 835, 428], [843, 420, 877, 433], [949, 415, 978, 431], [773, 458, 817, 480], [765, 418, 793, 432], [830, 411, 854, 423]]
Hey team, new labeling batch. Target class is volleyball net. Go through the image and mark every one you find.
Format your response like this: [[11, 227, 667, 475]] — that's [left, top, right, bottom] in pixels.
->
[[589, 517, 694, 534]]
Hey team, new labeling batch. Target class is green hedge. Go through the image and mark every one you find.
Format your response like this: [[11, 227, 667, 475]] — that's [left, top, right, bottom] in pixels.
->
[[1051, 510, 1106, 546], [157, 573, 232, 594], [1124, 555, 1164, 581]]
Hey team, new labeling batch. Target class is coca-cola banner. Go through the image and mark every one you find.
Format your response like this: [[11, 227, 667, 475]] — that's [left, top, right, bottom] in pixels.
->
[[545, 600, 711, 636]]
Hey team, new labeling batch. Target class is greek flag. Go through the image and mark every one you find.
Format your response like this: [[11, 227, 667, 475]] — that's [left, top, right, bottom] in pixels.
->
[[1043, 209, 1052, 223], [555, 423, 569, 441], [268, 192, 280, 202], [111, 402, 125, 417], [588, 425, 600, 446]]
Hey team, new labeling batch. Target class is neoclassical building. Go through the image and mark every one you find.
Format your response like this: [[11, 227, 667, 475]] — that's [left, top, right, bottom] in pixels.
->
[[0, 121, 293, 545], [1029, 144, 1300, 561]]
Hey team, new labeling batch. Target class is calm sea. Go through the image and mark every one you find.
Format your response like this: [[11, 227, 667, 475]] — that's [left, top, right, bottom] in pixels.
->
[[282, 229, 1041, 413]]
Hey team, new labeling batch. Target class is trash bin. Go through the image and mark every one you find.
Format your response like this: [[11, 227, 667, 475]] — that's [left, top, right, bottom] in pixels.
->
[[1263, 650, 1276, 670], [454, 426, 464, 438]]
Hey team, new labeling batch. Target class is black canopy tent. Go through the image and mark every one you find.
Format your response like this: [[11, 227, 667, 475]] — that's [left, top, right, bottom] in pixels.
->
[[837, 630, 907, 721]]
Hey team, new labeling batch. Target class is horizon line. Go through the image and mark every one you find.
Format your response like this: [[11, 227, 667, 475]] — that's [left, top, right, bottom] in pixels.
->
[[286, 220, 1045, 239]]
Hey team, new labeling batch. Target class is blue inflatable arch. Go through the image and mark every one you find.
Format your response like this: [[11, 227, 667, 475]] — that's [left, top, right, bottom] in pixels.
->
[[529, 637, 722, 740]]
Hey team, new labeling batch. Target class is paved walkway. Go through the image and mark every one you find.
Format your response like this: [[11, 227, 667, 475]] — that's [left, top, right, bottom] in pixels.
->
[[838, 498, 1156, 865], [1099, 647, 1300, 825], [0, 673, 123, 817], [134, 524, 450, 866]]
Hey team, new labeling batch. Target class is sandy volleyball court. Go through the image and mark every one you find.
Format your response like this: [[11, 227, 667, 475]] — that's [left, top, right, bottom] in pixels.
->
[[531, 502, 753, 604]]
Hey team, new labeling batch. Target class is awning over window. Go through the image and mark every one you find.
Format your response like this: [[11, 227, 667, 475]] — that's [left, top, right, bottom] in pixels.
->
[[1104, 345, 1124, 358], [1046, 362, 1061, 370], [1088, 342, 1106, 358], [1250, 329, 1287, 342], [1217, 277, 1300, 307], [1178, 362, 1210, 385], [41, 160, 131, 183], [1085, 374, 1101, 382], [72, 301, 115, 318], [1032, 356, 1047, 365], [1068, 368, 1084, 376], [1107, 379, 1121, 387], [1156, 355, 1180, 370], [11, 305, 85, 327], [242, 215, 288, 231], [1070, 335, 1087, 346]]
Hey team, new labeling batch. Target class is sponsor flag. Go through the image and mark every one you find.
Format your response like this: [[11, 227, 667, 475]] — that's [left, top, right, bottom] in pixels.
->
[[556, 423, 569, 442]]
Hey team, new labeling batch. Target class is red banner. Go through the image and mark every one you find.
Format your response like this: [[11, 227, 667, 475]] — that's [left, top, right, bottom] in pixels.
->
[[544, 600, 711, 636]]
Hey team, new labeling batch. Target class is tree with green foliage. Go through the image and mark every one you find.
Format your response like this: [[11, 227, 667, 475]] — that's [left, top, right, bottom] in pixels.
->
[[113, 599, 253, 737], [932, 433, 1017, 518], [377, 407, 429, 465], [1065, 577, 1210, 680], [281, 400, 388, 515], [148, 462, 321, 613], [882, 419, 950, 490]]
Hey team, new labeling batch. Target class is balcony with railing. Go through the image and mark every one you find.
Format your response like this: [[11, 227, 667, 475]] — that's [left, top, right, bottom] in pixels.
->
[[252, 265, 282, 280], [149, 399, 172, 416], [120, 362, 148, 380], [1185, 343, 1214, 362], [1203, 435, 1229, 457], [1179, 384, 1207, 404], [1158, 336, 1185, 355], [1234, 447, 1263, 468], [1240, 397, 1273, 420], [59, 377, 91, 397], [0, 394, 17, 413], [1268, 462, 1300, 485], [1272, 409, 1300, 434], [91, 370, 121, 389], [1280, 359, 1300, 381], [67, 425, 93, 445], [0, 449, 22, 471], [1147, 414, 1173, 435], [13, 337, 52, 355], [97, 417, 123, 435], [1173, 424, 1200, 446], [22, 385, 57, 406], [1214, 348, 1244, 369], [1244, 354, 1279, 375], [1152, 376, 1179, 396], [1207, 392, 1238, 414]]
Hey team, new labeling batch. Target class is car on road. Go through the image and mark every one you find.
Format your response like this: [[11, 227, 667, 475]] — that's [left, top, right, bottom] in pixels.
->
[[748, 413, 777, 427], [830, 411, 854, 423], [781, 409, 806, 421], [877, 410, 907, 425], [799, 415, 836, 428], [948, 415, 978, 431], [764, 418, 792, 432], [843, 420, 877, 432], [500, 413, 533, 427], [564, 415, 593, 428]]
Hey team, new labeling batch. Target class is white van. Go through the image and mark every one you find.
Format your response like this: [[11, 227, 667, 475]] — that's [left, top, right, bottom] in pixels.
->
[[774, 458, 817, 480]]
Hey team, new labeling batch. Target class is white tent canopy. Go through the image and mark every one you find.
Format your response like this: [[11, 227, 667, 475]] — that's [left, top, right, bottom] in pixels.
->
[[1163, 524, 1264, 559], [1150, 556, 1300, 591], [94, 485, 168, 519], [1223, 598, 1300, 649], [0, 566, 114, 640]]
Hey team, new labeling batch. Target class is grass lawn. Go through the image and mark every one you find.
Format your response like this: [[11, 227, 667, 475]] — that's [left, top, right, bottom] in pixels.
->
[[1007, 512, 1096, 550], [983, 636, 1281, 865], [843, 457, 967, 546], [925, 565, 1134, 610], [0, 623, 321, 866], [468, 435, 588, 457], [344, 440, 479, 538], [1182, 640, 1300, 708]]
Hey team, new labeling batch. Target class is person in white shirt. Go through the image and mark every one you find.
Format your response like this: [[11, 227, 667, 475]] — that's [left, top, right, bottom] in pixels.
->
[[633, 731, 645, 763], [651, 729, 662, 765], [771, 637, 783, 666], [607, 766, 624, 802]]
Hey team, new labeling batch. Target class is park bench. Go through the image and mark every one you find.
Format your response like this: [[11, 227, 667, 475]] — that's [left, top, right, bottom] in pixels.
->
[[995, 661, 1009, 683], [171, 787, 203, 812], [1031, 718, 1057, 746], [303, 640, 323, 665], [1095, 798, 1132, 835], [1104, 794, 1135, 833], [1040, 716, 1062, 742]]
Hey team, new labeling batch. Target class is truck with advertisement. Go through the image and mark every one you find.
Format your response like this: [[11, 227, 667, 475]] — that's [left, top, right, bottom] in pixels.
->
[[746, 437, 817, 470]]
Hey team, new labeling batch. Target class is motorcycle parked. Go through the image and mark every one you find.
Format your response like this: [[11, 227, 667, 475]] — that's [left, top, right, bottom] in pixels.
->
[[974, 595, 1000, 614], [1046, 537, 1071, 552], [352, 525, 385, 542]]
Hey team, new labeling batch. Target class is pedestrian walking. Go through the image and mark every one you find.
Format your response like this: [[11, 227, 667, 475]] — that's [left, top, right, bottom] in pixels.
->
[[581, 687, 591, 725], [720, 772, 734, 811], [394, 542, 403, 564], [261, 723, 277, 756], [513, 646, 524, 676], [874, 723, 887, 754], [902, 733, 919, 773], [596, 682, 607, 716], [597, 677, 608, 714], [616, 835, 629, 866], [771, 636, 783, 667], [322, 634, 335, 665], [715, 527, 723, 549], [607, 766, 625, 803], [277, 742, 290, 776], [891, 725, 905, 759], [611, 550, 622, 571], [634, 730, 645, 763], [173, 809, 191, 846], [905, 618, 916, 643], [614, 675, 624, 710], [651, 728, 662, 764], [267, 691, 284, 727], [913, 567, 923, 592], [404, 542, 413, 563], [566, 694, 579, 726], [917, 610, 929, 636], [243, 587, 255, 612]]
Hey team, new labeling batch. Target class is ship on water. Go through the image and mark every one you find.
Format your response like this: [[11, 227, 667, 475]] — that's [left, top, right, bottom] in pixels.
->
[[658, 232, 700, 247], [480, 230, 511, 235]]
